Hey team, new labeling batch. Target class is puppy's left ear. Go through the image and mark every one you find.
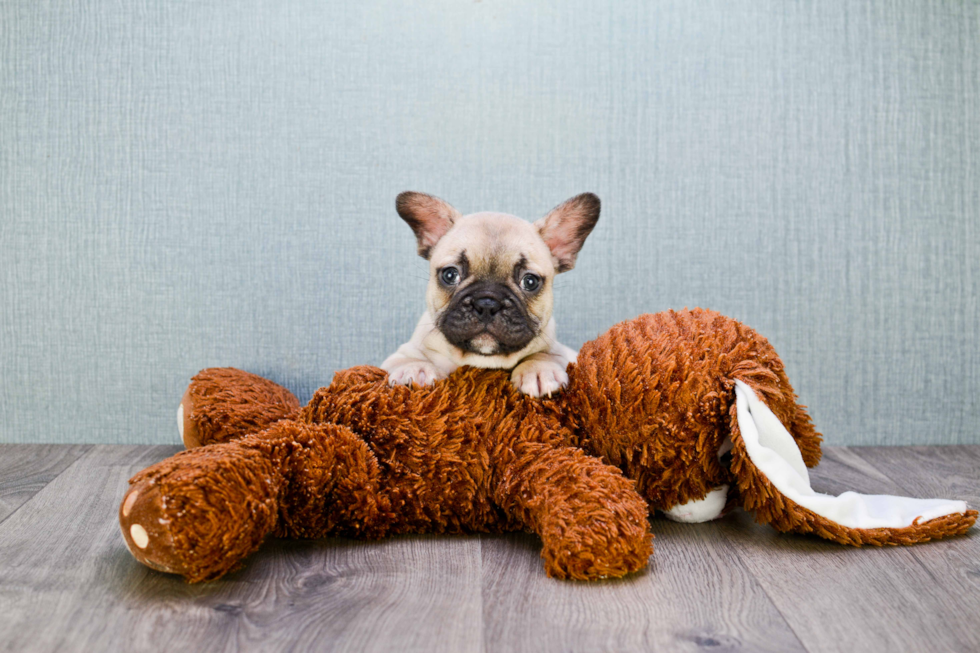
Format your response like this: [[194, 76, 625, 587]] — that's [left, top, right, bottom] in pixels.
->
[[534, 193, 601, 272]]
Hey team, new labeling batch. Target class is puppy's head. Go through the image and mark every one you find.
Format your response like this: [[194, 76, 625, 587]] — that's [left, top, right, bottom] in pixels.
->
[[395, 191, 600, 362]]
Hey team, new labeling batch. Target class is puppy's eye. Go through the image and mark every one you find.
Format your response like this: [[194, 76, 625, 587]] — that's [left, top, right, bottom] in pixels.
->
[[520, 273, 542, 292], [439, 266, 461, 286]]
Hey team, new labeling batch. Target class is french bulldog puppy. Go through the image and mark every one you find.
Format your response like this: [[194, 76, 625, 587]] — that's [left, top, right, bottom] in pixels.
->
[[381, 192, 600, 397]]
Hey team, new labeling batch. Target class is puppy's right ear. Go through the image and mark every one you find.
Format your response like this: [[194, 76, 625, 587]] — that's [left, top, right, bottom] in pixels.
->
[[395, 192, 462, 259]]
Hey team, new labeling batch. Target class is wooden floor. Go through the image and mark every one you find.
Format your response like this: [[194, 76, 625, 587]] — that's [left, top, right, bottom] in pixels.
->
[[0, 445, 976, 653]]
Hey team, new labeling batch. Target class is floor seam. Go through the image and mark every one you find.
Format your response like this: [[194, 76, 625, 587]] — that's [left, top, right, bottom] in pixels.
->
[[734, 553, 813, 653], [0, 444, 95, 529]]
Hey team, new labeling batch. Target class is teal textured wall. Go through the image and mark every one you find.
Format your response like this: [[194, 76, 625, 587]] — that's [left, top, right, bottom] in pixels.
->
[[2, 1, 978, 445]]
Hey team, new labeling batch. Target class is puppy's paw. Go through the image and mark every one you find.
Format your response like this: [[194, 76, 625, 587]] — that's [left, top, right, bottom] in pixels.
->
[[386, 360, 443, 387], [511, 359, 569, 398]]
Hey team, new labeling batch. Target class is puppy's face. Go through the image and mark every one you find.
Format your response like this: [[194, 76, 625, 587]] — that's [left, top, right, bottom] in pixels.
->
[[396, 192, 600, 360], [427, 212, 554, 355]]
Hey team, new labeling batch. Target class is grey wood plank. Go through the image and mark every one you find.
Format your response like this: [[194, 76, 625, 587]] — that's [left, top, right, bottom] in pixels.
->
[[849, 445, 980, 505], [481, 525, 806, 653], [0, 444, 92, 524], [0, 445, 484, 653], [2, 444, 974, 653], [850, 445, 980, 650], [184, 534, 484, 653], [720, 445, 980, 653]]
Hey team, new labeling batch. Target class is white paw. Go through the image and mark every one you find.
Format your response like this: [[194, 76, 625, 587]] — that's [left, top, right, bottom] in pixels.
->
[[511, 359, 568, 398], [662, 485, 730, 523], [387, 360, 443, 387]]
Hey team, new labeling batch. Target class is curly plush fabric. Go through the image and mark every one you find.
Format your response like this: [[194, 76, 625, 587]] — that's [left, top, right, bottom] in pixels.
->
[[119, 309, 976, 582], [566, 309, 822, 511], [179, 367, 301, 448]]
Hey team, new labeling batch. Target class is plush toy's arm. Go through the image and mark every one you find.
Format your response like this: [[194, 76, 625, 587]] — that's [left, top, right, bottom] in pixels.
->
[[491, 442, 653, 579], [120, 419, 391, 582]]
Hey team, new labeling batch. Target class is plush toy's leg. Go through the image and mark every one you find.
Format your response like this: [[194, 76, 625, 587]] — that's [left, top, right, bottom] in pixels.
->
[[729, 380, 977, 544], [494, 442, 653, 580], [120, 419, 390, 582], [179, 368, 301, 448], [120, 440, 281, 580]]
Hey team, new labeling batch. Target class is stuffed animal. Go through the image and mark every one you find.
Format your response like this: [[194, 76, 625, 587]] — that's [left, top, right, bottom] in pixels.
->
[[119, 309, 976, 582]]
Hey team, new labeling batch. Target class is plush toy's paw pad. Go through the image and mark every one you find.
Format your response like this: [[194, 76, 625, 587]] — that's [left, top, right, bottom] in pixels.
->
[[386, 360, 442, 387], [662, 485, 730, 523], [178, 387, 202, 449], [511, 360, 568, 398], [119, 482, 187, 576]]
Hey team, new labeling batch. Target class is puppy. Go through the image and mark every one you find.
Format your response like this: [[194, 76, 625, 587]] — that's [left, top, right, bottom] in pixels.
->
[[381, 192, 600, 397]]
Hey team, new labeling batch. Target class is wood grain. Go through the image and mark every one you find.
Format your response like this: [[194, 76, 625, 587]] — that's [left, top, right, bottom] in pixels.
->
[[851, 445, 980, 652], [722, 445, 980, 653], [850, 445, 980, 505], [481, 526, 804, 653], [0, 445, 483, 653], [0, 444, 91, 524], [163, 534, 485, 653], [0, 445, 976, 653]]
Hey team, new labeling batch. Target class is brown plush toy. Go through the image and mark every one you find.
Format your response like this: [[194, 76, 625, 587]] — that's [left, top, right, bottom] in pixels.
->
[[119, 309, 976, 582]]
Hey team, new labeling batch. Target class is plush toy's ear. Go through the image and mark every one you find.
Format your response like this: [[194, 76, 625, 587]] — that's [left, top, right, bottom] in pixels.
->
[[729, 380, 977, 544], [534, 193, 601, 273], [395, 192, 462, 259]]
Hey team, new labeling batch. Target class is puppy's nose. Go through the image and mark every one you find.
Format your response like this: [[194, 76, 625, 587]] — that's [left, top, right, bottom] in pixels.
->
[[472, 296, 502, 320]]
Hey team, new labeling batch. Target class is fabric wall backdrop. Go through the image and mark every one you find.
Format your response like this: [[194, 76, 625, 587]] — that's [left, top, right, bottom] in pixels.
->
[[2, 0, 978, 446]]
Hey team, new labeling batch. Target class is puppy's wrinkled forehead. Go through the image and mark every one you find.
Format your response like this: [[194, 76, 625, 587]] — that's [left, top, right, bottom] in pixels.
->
[[430, 212, 553, 277]]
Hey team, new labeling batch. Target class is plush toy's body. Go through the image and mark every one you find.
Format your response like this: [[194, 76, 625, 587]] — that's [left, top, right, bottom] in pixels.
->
[[120, 309, 976, 582]]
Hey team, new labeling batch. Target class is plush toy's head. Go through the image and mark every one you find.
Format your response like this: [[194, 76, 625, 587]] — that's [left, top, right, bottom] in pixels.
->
[[564, 310, 821, 511]]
